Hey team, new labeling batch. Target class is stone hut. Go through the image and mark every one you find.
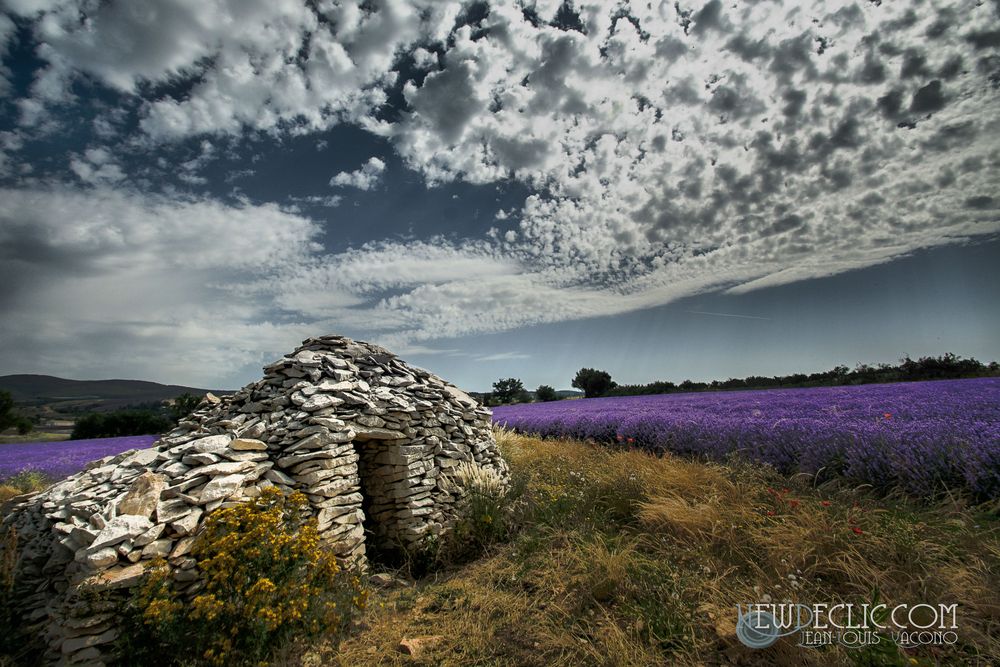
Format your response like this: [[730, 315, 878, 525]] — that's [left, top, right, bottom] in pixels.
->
[[2, 334, 508, 663]]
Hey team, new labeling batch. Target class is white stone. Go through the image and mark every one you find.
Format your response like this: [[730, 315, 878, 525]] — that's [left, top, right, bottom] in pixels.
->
[[85, 547, 119, 569], [191, 460, 255, 477], [141, 539, 173, 559], [263, 468, 297, 486], [236, 420, 266, 439], [171, 507, 203, 536], [229, 438, 267, 451], [122, 448, 160, 469], [223, 451, 269, 462], [300, 393, 342, 411], [309, 416, 347, 430], [198, 474, 246, 504], [354, 426, 407, 441], [189, 434, 232, 453], [89, 515, 153, 551], [315, 379, 354, 392], [116, 472, 167, 518], [171, 536, 196, 558], [155, 498, 192, 523], [183, 452, 219, 466]]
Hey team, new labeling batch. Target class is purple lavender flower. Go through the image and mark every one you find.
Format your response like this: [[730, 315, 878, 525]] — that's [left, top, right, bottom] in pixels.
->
[[0, 436, 159, 481], [492, 378, 1000, 499]]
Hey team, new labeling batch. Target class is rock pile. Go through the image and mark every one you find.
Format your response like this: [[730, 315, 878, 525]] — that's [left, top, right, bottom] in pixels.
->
[[2, 335, 508, 664]]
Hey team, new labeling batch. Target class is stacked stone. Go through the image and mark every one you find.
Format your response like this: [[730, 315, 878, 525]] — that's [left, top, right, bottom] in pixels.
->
[[1, 334, 508, 665]]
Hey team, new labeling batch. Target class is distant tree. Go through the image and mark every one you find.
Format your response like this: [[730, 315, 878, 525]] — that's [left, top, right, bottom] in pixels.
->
[[535, 385, 558, 402], [572, 368, 615, 398], [72, 410, 172, 439], [584, 354, 999, 399], [678, 379, 707, 391], [492, 378, 525, 404], [0, 390, 32, 434], [168, 392, 203, 422], [0, 390, 15, 430]]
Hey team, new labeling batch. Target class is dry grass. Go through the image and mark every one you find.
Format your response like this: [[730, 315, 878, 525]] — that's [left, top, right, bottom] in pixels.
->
[[317, 430, 1000, 666], [0, 471, 52, 504]]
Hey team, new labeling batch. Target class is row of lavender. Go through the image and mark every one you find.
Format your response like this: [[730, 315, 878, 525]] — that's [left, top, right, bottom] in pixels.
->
[[491, 378, 1000, 499], [0, 436, 159, 481]]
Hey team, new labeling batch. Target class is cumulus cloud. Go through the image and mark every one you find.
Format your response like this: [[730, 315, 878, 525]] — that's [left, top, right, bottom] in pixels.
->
[[411, 47, 439, 70], [476, 351, 531, 362], [0, 131, 24, 177], [2, 0, 1000, 384], [0, 185, 323, 385], [69, 148, 125, 184], [329, 157, 386, 190], [4, 0, 469, 138], [288, 194, 342, 208]]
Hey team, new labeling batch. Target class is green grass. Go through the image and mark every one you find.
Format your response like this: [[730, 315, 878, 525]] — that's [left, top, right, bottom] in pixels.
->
[[0, 432, 69, 445]]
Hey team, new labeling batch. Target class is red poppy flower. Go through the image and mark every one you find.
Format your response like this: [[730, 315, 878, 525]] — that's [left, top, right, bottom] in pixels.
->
[[821, 500, 831, 507], [883, 412, 892, 420], [626, 437, 635, 444], [766, 511, 775, 516], [851, 526, 864, 535]]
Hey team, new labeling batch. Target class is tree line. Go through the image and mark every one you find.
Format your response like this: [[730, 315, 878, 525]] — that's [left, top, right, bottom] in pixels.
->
[[481, 353, 1000, 404], [71, 393, 203, 439], [0, 391, 207, 440]]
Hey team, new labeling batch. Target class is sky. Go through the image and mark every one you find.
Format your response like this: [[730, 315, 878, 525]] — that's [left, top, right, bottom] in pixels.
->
[[0, 0, 998, 393]]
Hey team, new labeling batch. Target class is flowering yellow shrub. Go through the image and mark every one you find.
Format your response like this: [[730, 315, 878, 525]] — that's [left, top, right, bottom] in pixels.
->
[[122, 488, 366, 666]]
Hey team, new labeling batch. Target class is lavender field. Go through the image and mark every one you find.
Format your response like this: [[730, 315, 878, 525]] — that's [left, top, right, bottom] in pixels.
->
[[0, 435, 158, 481], [492, 378, 1000, 499]]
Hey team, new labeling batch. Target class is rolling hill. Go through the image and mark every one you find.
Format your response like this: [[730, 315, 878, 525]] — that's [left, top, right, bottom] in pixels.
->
[[0, 374, 226, 415]]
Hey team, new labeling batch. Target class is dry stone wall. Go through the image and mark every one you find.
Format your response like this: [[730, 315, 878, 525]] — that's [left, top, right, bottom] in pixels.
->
[[2, 334, 508, 664]]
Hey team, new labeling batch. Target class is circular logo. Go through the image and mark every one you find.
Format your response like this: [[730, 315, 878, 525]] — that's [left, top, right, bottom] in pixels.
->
[[736, 609, 781, 649]]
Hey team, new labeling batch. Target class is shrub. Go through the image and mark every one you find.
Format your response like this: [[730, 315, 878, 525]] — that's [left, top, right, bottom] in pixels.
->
[[118, 488, 367, 666], [572, 368, 615, 398], [535, 385, 558, 402], [14, 418, 31, 435], [437, 462, 514, 564], [0, 391, 31, 435], [168, 392, 203, 422], [491, 378, 525, 404], [71, 410, 172, 439]]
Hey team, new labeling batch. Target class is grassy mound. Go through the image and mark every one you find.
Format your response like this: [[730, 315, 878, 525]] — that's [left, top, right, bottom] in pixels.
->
[[320, 429, 999, 666]]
